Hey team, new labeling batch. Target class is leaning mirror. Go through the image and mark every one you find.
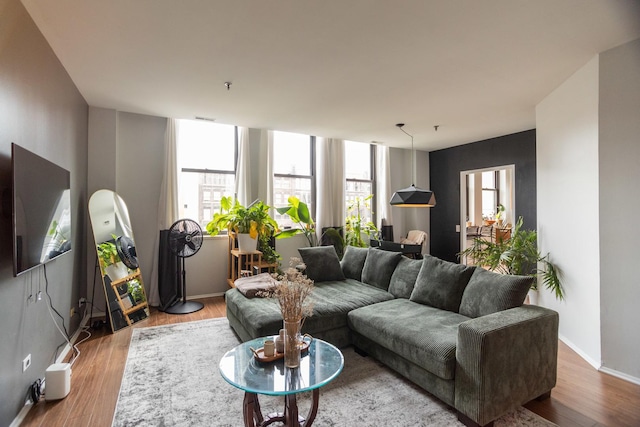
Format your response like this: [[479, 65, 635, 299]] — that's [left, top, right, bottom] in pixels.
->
[[89, 189, 149, 332]]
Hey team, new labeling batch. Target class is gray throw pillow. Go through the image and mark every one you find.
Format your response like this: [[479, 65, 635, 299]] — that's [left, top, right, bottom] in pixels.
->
[[409, 255, 475, 312], [388, 257, 423, 299], [298, 246, 345, 282], [340, 246, 369, 280], [459, 267, 534, 318], [361, 248, 402, 291]]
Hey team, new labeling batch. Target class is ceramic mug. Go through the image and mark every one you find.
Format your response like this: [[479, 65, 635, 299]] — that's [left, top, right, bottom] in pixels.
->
[[263, 339, 275, 357]]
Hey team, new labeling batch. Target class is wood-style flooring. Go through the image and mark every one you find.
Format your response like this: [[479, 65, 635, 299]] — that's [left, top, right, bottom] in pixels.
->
[[21, 297, 640, 427]]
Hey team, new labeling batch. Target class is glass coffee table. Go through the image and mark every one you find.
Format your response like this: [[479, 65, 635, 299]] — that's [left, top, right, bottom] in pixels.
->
[[219, 336, 344, 427]]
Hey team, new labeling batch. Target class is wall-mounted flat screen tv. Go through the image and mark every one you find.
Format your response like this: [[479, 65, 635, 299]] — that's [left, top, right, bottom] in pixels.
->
[[12, 143, 72, 276]]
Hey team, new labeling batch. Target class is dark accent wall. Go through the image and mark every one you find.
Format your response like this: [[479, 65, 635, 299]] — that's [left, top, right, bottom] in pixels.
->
[[429, 130, 536, 262], [0, 1, 88, 424]]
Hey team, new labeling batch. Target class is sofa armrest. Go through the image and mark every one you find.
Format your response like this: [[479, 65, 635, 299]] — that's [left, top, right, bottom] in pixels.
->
[[455, 305, 559, 426]]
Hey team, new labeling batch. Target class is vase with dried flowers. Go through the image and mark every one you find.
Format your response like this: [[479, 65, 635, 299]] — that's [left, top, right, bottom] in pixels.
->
[[268, 258, 314, 368]]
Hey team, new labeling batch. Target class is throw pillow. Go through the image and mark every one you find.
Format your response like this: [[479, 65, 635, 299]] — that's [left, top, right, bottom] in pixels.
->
[[409, 255, 475, 312], [361, 248, 402, 291], [388, 257, 423, 299], [298, 246, 345, 282], [340, 246, 369, 280], [459, 267, 534, 318]]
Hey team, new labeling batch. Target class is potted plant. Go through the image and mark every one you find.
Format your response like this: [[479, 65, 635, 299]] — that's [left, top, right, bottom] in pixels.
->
[[97, 239, 129, 280], [459, 217, 564, 300], [206, 197, 280, 257], [127, 278, 145, 304], [345, 195, 378, 248], [274, 196, 317, 247], [495, 204, 506, 227]]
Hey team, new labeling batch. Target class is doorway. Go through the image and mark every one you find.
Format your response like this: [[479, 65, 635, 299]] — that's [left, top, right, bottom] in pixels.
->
[[460, 165, 515, 257]]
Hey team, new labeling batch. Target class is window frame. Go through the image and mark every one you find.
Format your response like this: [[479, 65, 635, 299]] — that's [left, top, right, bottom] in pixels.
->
[[177, 123, 238, 230], [272, 134, 316, 225], [345, 142, 377, 226]]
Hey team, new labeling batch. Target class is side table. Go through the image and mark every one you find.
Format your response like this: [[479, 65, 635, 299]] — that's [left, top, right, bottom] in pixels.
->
[[219, 336, 344, 427]]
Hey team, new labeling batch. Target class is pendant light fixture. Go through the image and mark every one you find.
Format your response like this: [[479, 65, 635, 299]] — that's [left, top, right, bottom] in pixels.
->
[[389, 123, 436, 207]]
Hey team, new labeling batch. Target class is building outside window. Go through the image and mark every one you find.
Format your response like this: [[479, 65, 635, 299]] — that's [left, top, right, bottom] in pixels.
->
[[345, 140, 375, 224], [273, 131, 314, 228], [177, 120, 236, 229]]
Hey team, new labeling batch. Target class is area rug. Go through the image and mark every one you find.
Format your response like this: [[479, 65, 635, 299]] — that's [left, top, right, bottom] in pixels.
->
[[112, 318, 556, 427]]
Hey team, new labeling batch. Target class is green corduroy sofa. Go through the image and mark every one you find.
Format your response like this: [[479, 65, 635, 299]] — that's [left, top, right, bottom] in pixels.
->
[[224, 245, 559, 427]]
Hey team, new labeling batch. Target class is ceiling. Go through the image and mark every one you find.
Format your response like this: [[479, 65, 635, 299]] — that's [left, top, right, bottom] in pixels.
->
[[21, 0, 640, 150]]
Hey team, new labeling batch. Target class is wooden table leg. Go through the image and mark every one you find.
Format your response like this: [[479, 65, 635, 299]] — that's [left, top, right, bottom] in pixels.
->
[[243, 392, 264, 427], [244, 389, 321, 427], [303, 389, 319, 426]]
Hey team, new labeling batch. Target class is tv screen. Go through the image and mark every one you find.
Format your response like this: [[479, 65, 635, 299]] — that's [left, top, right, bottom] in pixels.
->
[[12, 143, 72, 276]]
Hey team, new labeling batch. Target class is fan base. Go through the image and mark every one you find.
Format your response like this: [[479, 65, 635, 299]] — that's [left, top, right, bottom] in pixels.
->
[[164, 300, 204, 315]]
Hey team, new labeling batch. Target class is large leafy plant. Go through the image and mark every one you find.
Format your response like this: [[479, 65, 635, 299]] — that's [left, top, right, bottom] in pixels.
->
[[344, 195, 378, 248], [206, 197, 277, 238], [275, 196, 317, 247], [459, 217, 564, 300], [206, 197, 280, 263]]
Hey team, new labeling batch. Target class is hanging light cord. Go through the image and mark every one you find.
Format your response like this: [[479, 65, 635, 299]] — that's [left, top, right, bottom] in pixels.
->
[[397, 124, 416, 186]]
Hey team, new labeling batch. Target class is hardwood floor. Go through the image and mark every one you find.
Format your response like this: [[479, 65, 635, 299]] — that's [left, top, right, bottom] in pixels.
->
[[21, 297, 640, 427]]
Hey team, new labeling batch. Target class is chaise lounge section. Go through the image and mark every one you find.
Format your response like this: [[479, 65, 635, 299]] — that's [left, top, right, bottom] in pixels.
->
[[224, 245, 559, 427]]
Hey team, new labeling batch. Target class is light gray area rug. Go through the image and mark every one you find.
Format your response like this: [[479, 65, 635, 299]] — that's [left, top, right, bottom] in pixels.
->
[[113, 318, 556, 427]]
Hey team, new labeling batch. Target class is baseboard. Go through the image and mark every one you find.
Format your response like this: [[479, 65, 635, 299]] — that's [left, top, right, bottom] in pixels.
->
[[9, 402, 33, 427], [558, 334, 601, 370], [187, 292, 226, 300], [599, 366, 640, 386], [10, 311, 90, 427], [559, 334, 640, 386]]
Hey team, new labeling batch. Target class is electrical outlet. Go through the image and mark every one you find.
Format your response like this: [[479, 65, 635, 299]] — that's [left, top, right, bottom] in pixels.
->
[[70, 307, 75, 318], [78, 297, 86, 307], [23, 354, 31, 372]]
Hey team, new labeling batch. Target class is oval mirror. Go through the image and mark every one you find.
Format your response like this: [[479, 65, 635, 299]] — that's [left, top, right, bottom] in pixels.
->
[[88, 189, 149, 332]]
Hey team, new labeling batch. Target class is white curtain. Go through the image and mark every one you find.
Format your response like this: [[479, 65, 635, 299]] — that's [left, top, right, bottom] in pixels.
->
[[376, 144, 393, 229], [235, 127, 252, 205], [257, 129, 274, 209], [316, 137, 345, 240], [149, 118, 179, 306]]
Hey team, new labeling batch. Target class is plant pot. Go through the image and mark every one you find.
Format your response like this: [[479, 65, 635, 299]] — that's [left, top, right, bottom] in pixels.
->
[[237, 233, 257, 252], [105, 262, 129, 280]]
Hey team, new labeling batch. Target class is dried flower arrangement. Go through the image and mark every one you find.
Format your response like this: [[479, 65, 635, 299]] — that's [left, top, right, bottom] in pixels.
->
[[264, 258, 314, 322]]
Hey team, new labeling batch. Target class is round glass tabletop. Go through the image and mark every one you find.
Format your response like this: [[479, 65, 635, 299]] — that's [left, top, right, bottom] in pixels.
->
[[219, 336, 344, 396]]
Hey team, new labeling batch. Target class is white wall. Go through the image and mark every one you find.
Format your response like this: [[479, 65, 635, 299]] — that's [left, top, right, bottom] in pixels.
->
[[598, 38, 640, 380], [536, 38, 640, 383], [388, 148, 431, 252], [536, 56, 602, 367]]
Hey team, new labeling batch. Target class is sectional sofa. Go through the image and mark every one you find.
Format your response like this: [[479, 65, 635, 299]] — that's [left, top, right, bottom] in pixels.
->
[[224, 245, 559, 427]]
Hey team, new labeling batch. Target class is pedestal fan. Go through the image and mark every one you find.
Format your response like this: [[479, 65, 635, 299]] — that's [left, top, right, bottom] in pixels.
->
[[165, 218, 204, 314]]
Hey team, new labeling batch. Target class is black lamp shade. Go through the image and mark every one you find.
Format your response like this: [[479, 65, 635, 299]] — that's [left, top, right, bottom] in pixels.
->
[[389, 185, 436, 207]]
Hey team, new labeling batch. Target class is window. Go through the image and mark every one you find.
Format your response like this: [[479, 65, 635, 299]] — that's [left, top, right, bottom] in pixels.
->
[[345, 141, 375, 224], [273, 131, 314, 228], [177, 120, 236, 228], [481, 171, 499, 219]]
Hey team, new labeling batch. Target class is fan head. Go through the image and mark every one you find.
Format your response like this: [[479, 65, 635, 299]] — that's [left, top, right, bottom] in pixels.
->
[[116, 235, 138, 269], [168, 219, 203, 258]]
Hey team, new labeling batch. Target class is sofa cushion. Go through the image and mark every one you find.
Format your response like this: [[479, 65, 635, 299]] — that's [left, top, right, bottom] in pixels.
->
[[340, 245, 369, 281], [225, 279, 394, 340], [361, 248, 402, 291], [348, 299, 470, 380], [298, 246, 345, 282], [409, 255, 475, 312], [388, 257, 422, 299], [459, 267, 533, 318]]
